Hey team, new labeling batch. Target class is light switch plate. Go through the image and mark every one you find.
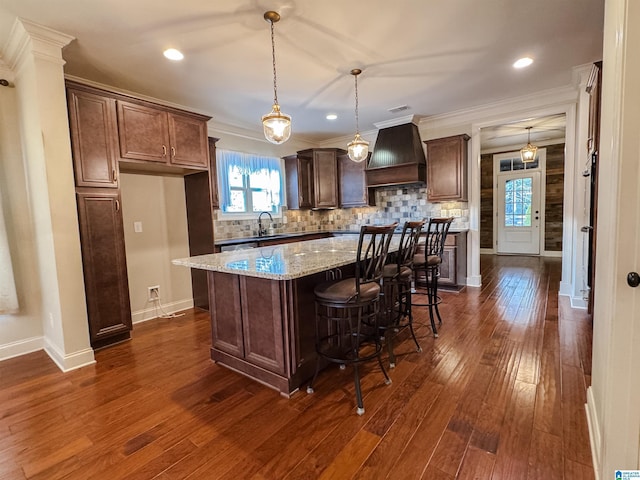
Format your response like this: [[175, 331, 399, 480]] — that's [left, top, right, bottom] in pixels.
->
[[134, 221, 143, 233]]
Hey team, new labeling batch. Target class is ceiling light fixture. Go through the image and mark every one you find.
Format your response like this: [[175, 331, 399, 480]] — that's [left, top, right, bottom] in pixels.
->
[[513, 57, 533, 69], [520, 126, 538, 163], [163, 48, 184, 61], [261, 11, 291, 144], [347, 68, 369, 163]]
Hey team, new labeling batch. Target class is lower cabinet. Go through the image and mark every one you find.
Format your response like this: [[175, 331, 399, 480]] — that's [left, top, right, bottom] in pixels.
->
[[415, 231, 467, 290], [207, 270, 327, 395], [76, 189, 132, 347], [209, 272, 286, 377]]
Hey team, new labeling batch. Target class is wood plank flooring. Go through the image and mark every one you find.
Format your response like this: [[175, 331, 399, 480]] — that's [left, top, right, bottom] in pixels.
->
[[0, 255, 594, 479]]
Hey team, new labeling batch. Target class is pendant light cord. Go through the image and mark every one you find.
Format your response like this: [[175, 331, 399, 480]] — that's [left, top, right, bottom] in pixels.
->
[[354, 73, 360, 134], [270, 19, 279, 106]]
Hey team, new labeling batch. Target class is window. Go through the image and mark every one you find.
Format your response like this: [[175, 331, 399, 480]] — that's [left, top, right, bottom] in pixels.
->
[[217, 149, 283, 215], [504, 177, 533, 227]]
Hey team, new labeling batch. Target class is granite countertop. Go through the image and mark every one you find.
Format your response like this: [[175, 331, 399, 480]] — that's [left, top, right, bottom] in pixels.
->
[[173, 235, 401, 280]]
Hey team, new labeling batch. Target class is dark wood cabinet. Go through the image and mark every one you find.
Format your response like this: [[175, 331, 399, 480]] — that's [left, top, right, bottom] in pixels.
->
[[66, 80, 213, 347], [209, 272, 285, 376], [76, 189, 132, 347], [67, 86, 120, 188], [284, 154, 313, 209], [338, 152, 373, 207], [415, 231, 467, 290], [285, 148, 344, 209], [425, 134, 470, 202], [117, 101, 209, 169], [310, 149, 339, 208]]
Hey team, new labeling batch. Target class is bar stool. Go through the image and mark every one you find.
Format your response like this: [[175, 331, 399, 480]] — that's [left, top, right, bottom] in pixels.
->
[[307, 223, 397, 415], [412, 217, 454, 338], [380, 220, 425, 368]]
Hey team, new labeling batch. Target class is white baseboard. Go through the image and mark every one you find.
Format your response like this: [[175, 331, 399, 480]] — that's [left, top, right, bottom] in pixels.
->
[[466, 275, 482, 288], [543, 250, 563, 258], [586, 387, 601, 480], [44, 337, 96, 372], [0, 336, 43, 361], [479, 248, 495, 254], [570, 296, 588, 309], [132, 298, 194, 325], [559, 280, 572, 297]]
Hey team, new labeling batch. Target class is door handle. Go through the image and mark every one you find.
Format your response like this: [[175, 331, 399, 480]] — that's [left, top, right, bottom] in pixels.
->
[[627, 272, 640, 287]]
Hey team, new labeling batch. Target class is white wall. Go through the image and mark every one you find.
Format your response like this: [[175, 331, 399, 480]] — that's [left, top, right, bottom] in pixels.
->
[[120, 173, 193, 323], [0, 67, 43, 359]]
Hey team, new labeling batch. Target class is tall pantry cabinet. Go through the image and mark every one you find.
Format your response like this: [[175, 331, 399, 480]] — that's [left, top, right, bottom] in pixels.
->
[[66, 81, 211, 348]]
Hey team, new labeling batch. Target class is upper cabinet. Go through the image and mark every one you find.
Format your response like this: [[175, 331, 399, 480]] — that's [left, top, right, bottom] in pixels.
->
[[424, 134, 470, 202], [284, 148, 345, 209], [67, 86, 120, 188], [118, 100, 209, 169], [338, 152, 373, 208]]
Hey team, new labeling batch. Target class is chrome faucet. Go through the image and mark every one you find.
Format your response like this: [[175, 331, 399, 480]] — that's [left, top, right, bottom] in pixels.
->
[[258, 211, 273, 237]]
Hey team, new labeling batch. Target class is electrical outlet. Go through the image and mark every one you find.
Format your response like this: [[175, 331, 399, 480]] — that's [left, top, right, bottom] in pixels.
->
[[148, 285, 160, 301]]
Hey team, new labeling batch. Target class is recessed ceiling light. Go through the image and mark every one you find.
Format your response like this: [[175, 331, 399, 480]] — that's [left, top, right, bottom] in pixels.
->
[[513, 57, 533, 69], [326, 114, 338, 120], [163, 48, 184, 61]]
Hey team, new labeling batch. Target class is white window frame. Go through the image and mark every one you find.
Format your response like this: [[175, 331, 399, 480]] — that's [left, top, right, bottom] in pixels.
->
[[216, 150, 284, 220]]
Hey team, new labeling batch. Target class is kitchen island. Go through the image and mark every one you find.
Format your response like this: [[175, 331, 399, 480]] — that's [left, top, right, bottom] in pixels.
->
[[173, 235, 398, 396]]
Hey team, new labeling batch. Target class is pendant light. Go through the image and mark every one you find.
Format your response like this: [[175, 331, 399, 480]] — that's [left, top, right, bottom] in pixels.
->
[[347, 68, 369, 163], [262, 11, 291, 144], [520, 126, 538, 163]]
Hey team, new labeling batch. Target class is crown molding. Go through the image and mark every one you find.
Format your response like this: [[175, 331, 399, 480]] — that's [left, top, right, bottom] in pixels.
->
[[3, 18, 74, 70], [373, 114, 424, 129], [418, 84, 579, 131]]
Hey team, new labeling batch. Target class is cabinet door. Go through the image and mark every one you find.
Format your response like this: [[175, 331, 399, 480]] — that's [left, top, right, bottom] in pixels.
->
[[339, 152, 369, 207], [425, 134, 469, 202], [117, 101, 169, 163], [240, 277, 285, 375], [209, 272, 244, 357], [67, 88, 119, 188], [168, 112, 209, 168], [313, 150, 338, 208], [438, 246, 457, 286], [76, 190, 132, 346], [284, 155, 313, 209], [298, 155, 314, 208]]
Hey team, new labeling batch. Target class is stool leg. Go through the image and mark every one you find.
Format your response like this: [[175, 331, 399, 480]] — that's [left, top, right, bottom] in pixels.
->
[[353, 364, 365, 415], [386, 282, 397, 368], [427, 267, 439, 338], [404, 286, 422, 352], [433, 267, 443, 326]]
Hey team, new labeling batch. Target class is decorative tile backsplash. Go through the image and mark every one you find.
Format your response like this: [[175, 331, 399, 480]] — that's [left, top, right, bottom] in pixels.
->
[[214, 184, 469, 239]]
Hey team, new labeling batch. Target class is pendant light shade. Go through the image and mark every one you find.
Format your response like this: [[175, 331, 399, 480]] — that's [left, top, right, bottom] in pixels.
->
[[347, 69, 369, 163], [262, 11, 291, 144], [520, 126, 538, 163]]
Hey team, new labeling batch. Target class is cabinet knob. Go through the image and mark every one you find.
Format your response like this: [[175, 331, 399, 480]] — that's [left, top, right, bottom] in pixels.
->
[[112, 169, 117, 182], [162, 145, 167, 156], [171, 146, 176, 157]]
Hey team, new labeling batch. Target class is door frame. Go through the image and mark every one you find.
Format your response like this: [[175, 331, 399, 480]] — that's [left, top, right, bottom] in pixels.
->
[[492, 148, 547, 255]]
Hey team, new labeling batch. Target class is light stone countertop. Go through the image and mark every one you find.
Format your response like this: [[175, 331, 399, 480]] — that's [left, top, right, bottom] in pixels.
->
[[173, 235, 401, 281]]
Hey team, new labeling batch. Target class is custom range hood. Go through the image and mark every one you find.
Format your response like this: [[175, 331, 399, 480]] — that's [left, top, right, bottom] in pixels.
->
[[366, 122, 426, 187]]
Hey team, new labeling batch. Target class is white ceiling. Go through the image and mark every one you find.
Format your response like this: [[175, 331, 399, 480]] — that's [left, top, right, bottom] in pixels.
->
[[0, 0, 604, 144]]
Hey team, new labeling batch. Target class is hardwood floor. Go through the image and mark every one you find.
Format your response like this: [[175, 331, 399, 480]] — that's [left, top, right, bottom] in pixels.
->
[[0, 255, 594, 479]]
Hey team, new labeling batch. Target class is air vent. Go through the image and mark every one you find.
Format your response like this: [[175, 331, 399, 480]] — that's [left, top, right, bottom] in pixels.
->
[[388, 105, 410, 114]]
